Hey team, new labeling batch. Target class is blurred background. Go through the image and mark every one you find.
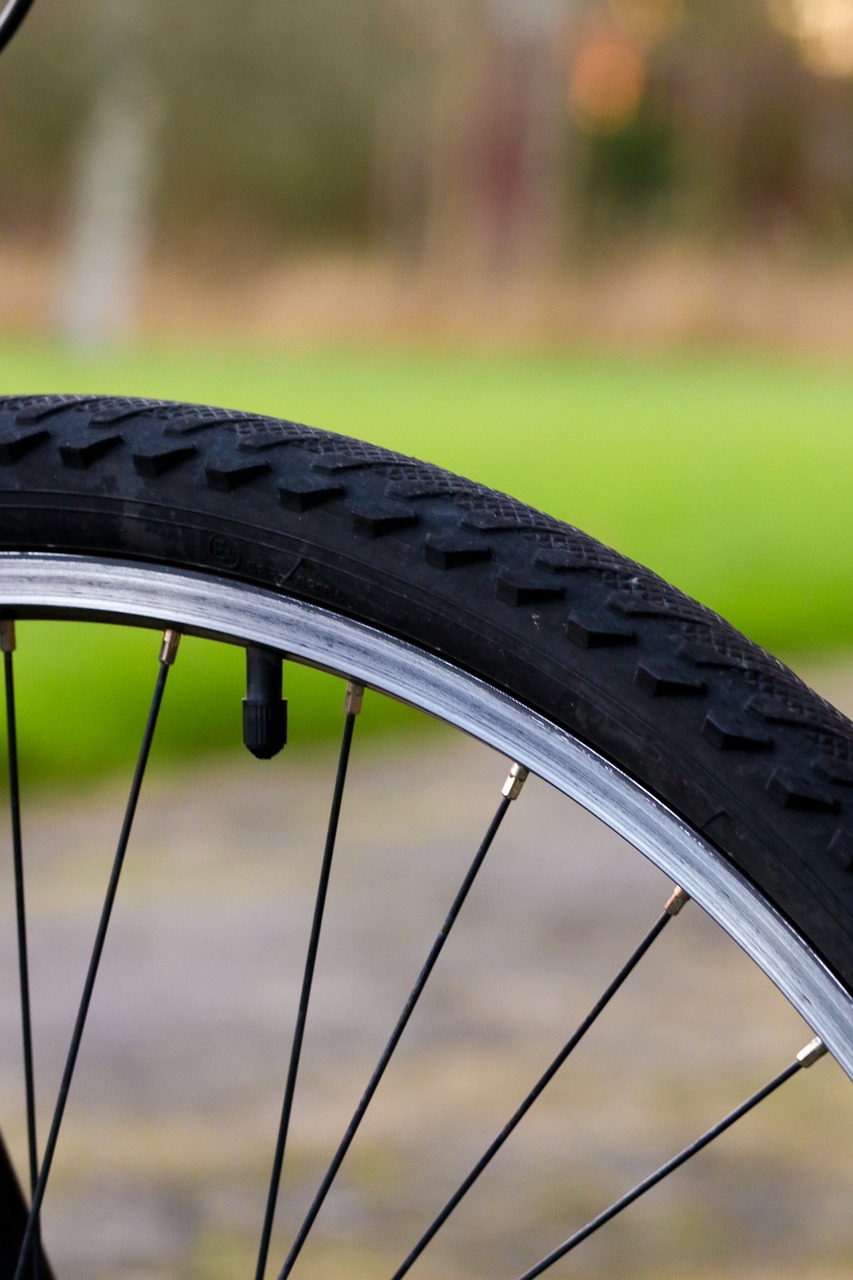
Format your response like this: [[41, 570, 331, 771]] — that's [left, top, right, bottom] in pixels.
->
[[0, 5, 851, 1278], [7, 0, 853, 348], [3, 0, 853, 772]]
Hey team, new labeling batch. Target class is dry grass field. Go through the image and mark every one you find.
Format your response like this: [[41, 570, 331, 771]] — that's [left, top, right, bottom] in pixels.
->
[[9, 242, 853, 354]]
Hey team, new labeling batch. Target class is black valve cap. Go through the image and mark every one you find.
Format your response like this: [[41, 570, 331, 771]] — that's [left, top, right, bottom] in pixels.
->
[[243, 647, 287, 759], [243, 698, 287, 759]]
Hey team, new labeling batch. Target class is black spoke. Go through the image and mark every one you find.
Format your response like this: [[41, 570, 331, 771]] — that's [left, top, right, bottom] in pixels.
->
[[13, 630, 180, 1280], [276, 763, 528, 1280], [254, 682, 363, 1280], [2, 622, 40, 1280], [514, 1038, 828, 1280], [389, 886, 690, 1280]]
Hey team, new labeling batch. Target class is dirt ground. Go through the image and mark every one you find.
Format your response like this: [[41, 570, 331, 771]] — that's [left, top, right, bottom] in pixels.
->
[[0, 657, 851, 1279]]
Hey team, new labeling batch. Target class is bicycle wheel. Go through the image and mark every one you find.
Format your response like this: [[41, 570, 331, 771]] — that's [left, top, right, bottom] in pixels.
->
[[0, 393, 850, 1279]]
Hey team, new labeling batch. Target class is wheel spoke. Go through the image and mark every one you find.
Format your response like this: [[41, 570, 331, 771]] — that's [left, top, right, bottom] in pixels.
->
[[254, 682, 363, 1280], [514, 1038, 829, 1280], [2, 623, 40, 1279], [13, 630, 180, 1280], [275, 762, 529, 1280], [389, 886, 690, 1280]]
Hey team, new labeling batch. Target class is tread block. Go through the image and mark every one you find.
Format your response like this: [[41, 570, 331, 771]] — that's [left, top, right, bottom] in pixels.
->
[[0, 394, 56, 413], [234, 419, 317, 451], [813, 755, 853, 786], [496, 574, 565, 606], [462, 508, 561, 535], [131, 443, 197, 478], [312, 443, 410, 472], [165, 417, 240, 437], [164, 409, 277, 437], [535, 536, 628, 573], [702, 709, 772, 752], [535, 547, 616, 572], [423, 534, 492, 570], [59, 435, 123, 469], [13, 395, 101, 423], [635, 659, 706, 697], [153, 403, 243, 423], [278, 477, 345, 512], [748, 692, 844, 734], [565, 607, 636, 649], [766, 769, 840, 813], [679, 640, 748, 669], [828, 829, 853, 871], [387, 474, 469, 500], [351, 503, 419, 538], [0, 426, 49, 463], [89, 399, 172, 425], [204, 461, 271, 492], [607, 585, 710, 625]]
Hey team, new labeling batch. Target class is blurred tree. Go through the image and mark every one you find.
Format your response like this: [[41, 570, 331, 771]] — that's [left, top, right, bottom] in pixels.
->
[[378, 0, 582, 276], [3, 0, 853, 277], [0, 0, 387, 261], [151, 0, 384, 258], [569, 2, 679, 242], [58, 0, 161, 346], [665, 2, 813, 238], [0, 0, 96, 241]]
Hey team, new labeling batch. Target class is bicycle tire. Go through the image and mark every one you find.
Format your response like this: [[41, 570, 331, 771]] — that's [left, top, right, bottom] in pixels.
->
[[0, 391, 851, 1278], [0, 392, 851, 995]]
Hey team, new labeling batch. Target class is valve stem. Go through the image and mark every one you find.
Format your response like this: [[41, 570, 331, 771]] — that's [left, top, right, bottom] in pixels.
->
[[243, 648, 287, 759]]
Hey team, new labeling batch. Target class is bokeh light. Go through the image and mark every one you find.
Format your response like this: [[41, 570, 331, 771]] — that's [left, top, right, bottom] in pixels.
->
[[769, 0, 853, 76], [569, 21, 646, 131]]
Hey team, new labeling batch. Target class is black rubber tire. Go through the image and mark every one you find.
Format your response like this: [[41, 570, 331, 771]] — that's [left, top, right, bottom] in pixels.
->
[[0, 393, 851, 993]]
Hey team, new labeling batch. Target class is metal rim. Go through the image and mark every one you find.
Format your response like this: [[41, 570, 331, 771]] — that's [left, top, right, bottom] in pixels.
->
[[1, 549, 851, 1078]]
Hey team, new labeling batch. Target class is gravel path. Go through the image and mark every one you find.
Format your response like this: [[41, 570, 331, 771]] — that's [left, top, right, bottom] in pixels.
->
[[0, 662, 851, 1280]]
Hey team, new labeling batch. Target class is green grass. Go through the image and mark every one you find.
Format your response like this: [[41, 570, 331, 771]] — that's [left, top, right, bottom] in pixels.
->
[[2, 337, 852, 780], [8, 624, 423, 782]]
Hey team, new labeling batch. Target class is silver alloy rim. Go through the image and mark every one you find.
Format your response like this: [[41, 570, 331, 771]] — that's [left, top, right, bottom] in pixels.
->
[[2, 550, 851, 1078]]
